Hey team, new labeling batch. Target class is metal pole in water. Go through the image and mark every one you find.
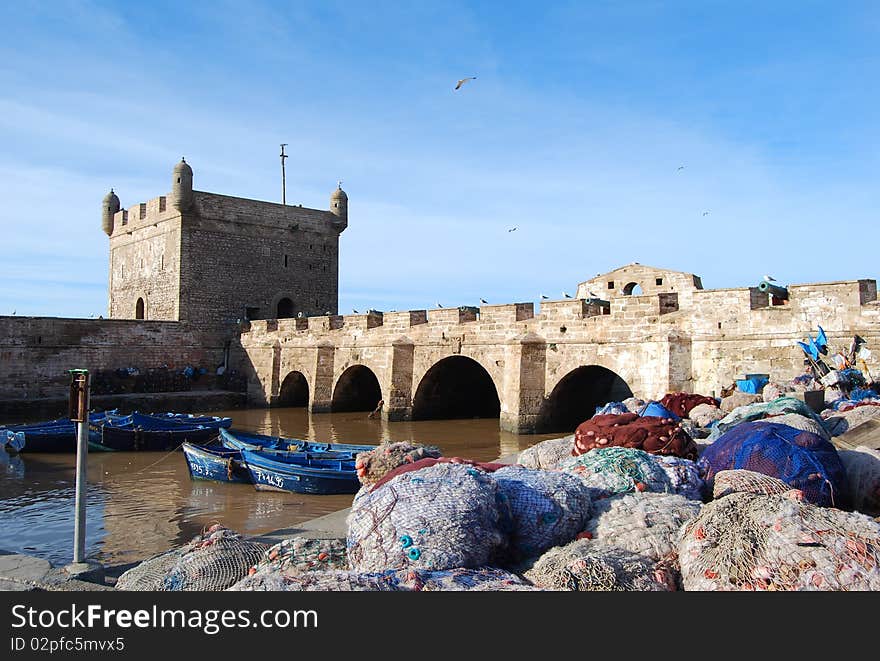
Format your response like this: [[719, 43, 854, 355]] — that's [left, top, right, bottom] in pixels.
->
[[69, 369, 90, 565]]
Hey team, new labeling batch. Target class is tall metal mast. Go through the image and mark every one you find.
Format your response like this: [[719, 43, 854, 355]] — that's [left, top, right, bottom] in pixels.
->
[[280, 143, 288, 205]]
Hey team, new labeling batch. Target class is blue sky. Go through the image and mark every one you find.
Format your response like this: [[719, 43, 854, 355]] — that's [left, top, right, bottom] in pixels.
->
[[1, 1, 878, 317]]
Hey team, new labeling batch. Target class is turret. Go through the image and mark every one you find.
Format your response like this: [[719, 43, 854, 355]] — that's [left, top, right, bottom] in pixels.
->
[[171, 157, 194, 211], [101, 188, 120, 236], [330, 181, 348, 230]]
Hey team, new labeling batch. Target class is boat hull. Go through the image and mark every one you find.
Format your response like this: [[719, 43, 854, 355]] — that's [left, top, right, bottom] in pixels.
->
[[89, 412, 233, 452], [241, 449, 361, 495], [182, 442, 250, 484], [219, 428, 376, 455]]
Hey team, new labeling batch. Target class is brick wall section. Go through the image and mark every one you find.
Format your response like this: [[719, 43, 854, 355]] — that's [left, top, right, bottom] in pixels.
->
[[0, 317, 232, 400]]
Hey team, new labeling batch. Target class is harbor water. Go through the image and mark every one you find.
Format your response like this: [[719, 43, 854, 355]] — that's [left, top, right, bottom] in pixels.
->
[[0, 407, 561, 567]]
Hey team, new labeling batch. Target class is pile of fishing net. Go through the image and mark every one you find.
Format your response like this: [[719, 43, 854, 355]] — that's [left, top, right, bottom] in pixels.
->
[[706, 396, 829, 442], [660, 392, 719, 419], [354, 441, 442, 487], [594, 397, 645, 416], [656, 455, 705, 500], [639, 401, 681, 421], [489, 465, 593, 561], [822, 404, 880, 437], [719, 391, 762, 413], [573, 413, 698, 460], [115, 524, 269, 591], [762, 381, 796, 402], [581, 492, 702, 562], [556, 447, 702, 500], [688, 403, 726, 428], [245, 537, 348, 579], [838, 447, 880, 516], [678, 492, 880, 590], [346, 461, 508, 572], [711, 469, 798, 500], [229, 566, 541, 591], [697, 421, 849, 508], [761, 412, 831, 441], [516, 435, 575, 470], [522, 538, 674, 591]]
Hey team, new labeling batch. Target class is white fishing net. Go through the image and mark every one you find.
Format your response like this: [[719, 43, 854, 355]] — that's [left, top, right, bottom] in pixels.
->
[[517, 435, 575, 470], [838, 447, 880, 517], [822, 405, 880, 437], [688, 403, 726, 428], [711, 469, 799, 500]]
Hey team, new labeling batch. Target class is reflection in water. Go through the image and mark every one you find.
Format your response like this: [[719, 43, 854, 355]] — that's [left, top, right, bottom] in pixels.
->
[[0, 408, 561, 567]]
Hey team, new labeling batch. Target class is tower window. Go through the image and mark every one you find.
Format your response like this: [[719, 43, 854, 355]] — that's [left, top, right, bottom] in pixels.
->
[[277, 298, 294, 318], [160, 255, 164, 270], [135, 298, 145, 320], [245, 306, 260, 320], [309, 264, 313, 270], [284, 255, 289, 268], [607, 281, 614, 289], [656, 278, 663, 285], [121, 264, 125, 279]]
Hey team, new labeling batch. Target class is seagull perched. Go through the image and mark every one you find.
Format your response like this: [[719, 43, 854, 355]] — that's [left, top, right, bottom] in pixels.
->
[[480, 298, 488, 304], [352, 309, 359, 314], [454, 76, 477, 90], [436, 302, 444, 308], [587, 291, 599, 299], [562, 292, 572, 299], [763, 275, 777, 283], [540, 294, 549, 300], [508, 227, 517, 232]]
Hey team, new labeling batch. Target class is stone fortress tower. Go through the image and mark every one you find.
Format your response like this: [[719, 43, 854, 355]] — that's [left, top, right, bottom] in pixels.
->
[[103, 158, 347, 325]]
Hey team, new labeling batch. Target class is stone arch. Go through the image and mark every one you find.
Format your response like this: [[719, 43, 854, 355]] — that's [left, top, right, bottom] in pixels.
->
[[135, 297, 146, 319], [412, 356, 501, 421], [331, 365, 383, 412], [537, 365, 633, 433], [277, 370, 309, 407], [276, 297, 295, 318], [622, 282, 643, 296]]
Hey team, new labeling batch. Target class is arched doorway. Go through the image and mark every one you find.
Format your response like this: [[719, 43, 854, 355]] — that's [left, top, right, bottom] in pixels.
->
[[623, 282, 643, 296], [331, 365, 382, 412], [412, 356, 500, 420], [538, 365, 633, 433], [277, 371, 309, 407], [135, 298, 145, 319], [276, 297, 294, 318]]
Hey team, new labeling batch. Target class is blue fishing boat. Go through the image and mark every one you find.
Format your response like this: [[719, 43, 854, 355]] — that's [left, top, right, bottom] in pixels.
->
[[181, 442, 251, 484], [1, 410, 121, 453], [89, 412, 233, 452], [218, 428, 376, 455], [240, 447, 361, 495]]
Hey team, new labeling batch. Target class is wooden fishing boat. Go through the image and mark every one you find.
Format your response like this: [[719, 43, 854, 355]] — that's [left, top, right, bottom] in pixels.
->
[[181, 442, 251, 484], [89, 412, 233, 452], [1, 410, 121, 453], [218, 427, 376, 455], [240, 447, 361, 495]]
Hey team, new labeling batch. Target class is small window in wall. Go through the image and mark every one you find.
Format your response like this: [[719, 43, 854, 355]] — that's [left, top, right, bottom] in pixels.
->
[[284, 255, 289, 268], [309, 264, 313, 270], [607, 281, 614, 289], [160, 255, 164, 270], [121, 263, 125, 279], [656, 278, 663, 286], [245, 306, 260, 320], [135, 298, 145, 320]]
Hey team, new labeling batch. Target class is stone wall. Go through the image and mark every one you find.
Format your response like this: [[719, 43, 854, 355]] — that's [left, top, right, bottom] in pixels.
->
[[0, 316, 234, 401]]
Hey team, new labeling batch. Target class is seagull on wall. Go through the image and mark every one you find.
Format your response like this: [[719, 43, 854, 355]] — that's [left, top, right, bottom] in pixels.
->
[[562, 292, 572, 299], [455, 76, 477, 90], [436, 302, 444, 308], [480, 298, 488, 304], [540, 294, 549, 300], [352, 309, 359, 314], [763, 275, 777, 283]]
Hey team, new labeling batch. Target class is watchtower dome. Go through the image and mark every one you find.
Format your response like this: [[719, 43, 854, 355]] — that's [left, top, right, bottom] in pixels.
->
[[330, 183, 348, 230], [101, 188, 120, 236], [171, 157, 194, 211]]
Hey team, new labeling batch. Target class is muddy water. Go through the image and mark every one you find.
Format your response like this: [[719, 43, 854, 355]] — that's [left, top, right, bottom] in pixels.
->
[[0, 408, 562, 567]]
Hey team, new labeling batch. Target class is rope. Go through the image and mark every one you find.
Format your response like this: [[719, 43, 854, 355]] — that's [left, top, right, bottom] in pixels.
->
[[131, 441, 187, 474]]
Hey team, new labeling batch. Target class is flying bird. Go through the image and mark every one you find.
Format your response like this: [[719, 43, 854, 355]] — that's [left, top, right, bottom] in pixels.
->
[[480, 298, 488, 304], [676, 165, 685, 171], [562, 292, 572, 299], [454, 76, 477, 90], [508, 227, 517, 232], [702, 211, 710, 216]]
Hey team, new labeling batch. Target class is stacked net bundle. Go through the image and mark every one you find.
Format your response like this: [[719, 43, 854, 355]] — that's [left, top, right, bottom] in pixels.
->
[[762, 413, 831, 442], [354, 441, 442, 487], [394, 567, 538, 591], [838, 447, 880, 517], [517, 435, 575, 470], [582, 492, 702, 562], [594, 401, 630, 416], [678, 492, 880, 591], [573, 413, 698, 460], [822, 404, 880, 437], [639, 401, 680, 421], [228, 569, 409, 592], [688, 403, 726, 428], [656, 455, 706, 501], [523, 539, 673, 591], [719, 391, 762, 413], [116, 524, 270, 591], [660, 392, 719, 419], [697, 421, 850, 508], [556, 447, 673, 500], [678, 419, 709, 441], [711, 469, 798, 500], [489, 465, 593, 561], [246, 537, 348, 579], [346, 462, 508, 572], [707, 396, 830, 443], [622, 397, 647, 413]]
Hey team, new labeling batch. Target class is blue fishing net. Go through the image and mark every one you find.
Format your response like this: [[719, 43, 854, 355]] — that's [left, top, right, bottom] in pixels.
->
[[697, 421, 850, 508], [639, 401, 681, 421]]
